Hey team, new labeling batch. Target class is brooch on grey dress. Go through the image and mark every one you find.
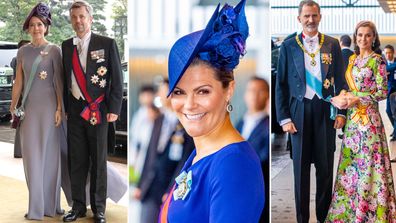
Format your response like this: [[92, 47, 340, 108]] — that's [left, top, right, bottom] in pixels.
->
[[40, 50, 49, 56], [173, 170, 192, 201], [39, 71, 47, 80]]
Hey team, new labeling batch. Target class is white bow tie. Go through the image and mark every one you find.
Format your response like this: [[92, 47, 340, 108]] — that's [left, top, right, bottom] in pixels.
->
[[304, 36, 318, 44], [73, 37, 82, 46]]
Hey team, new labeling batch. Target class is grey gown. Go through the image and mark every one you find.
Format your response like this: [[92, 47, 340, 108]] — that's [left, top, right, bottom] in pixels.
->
[[17, 43, 63, 220]]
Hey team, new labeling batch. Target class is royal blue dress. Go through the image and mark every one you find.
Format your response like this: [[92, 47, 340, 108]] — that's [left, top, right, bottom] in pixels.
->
[[166, 141, 264, 223]]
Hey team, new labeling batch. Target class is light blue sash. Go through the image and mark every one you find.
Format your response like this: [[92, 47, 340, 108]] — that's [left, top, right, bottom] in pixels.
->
[[305, 70, 336, 120]]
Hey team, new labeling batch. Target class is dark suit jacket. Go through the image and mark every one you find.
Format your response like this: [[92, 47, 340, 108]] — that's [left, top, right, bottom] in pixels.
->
[[236, 116, 269, 163], [275, 33, 347, 165], [386, 60, 396, 94], [62, 33, 123, 116], [341, 48, 354, 71], [138, 121, 195, 205]]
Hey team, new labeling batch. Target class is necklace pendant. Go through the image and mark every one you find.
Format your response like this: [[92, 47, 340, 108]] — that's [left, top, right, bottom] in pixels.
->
[[310, 60, 316, 66]]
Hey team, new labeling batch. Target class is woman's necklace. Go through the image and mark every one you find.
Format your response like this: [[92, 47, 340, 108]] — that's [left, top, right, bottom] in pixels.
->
[[356, 51, 374, 69], [31, 40, 48, 48], [358, 51, 374, 60]]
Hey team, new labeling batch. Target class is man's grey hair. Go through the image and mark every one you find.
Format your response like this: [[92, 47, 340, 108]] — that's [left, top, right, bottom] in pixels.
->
[[69, 0, 93, 16], [298, 0, 321, 15]]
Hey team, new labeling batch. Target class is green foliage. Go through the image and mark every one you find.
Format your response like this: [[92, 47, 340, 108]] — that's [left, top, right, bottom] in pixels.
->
[[86, 0, 108, 36], [111, 0, 127, 61], [0, 0, 110, 45]]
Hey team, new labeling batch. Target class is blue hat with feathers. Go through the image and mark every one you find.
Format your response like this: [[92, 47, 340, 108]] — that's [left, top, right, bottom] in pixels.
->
[[167, 0, 248, 96]]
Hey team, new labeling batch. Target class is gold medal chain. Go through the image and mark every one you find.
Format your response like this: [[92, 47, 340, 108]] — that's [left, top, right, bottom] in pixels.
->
[[295, 34, 325, 66]]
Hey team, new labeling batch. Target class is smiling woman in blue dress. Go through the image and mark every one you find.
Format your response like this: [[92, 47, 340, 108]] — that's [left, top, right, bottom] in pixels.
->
[[158, 0, 265, 222]]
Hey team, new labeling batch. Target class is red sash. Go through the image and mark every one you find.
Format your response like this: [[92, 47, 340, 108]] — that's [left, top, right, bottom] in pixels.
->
[[72, 47, 105, 125], [158, 185, 175, 223]]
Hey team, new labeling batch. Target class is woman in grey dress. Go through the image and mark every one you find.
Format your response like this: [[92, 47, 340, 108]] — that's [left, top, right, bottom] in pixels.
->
[[10, 3, 127, 220], [10, 3, 64, 220]]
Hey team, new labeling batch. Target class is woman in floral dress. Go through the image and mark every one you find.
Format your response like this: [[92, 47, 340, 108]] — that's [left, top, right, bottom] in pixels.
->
[[327, 21, 396, 222]]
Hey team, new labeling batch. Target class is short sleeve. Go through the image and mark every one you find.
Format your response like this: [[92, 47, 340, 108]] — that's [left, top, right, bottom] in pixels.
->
[[16, 47, 24, 66], [209, 150, 264, 223]]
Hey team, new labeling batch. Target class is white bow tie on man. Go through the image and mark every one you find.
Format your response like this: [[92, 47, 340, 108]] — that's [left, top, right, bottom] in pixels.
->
[[73, 37, 83, 55], [304, 35, 318, 44]]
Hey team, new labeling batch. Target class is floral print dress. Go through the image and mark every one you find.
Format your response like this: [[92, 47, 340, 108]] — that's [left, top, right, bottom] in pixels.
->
[[326, 54, 396, 223]]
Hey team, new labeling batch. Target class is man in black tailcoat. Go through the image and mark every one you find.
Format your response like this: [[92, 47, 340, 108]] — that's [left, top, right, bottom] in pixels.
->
[[61, 1, 123, 222]]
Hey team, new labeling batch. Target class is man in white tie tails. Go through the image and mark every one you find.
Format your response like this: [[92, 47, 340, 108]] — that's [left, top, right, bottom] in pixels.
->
[[275, 1, 348, 222], [61, 1, 123, 223]]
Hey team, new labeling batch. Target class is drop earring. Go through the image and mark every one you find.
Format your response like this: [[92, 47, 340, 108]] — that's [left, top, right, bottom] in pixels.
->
[[226, 101, 233, 112]]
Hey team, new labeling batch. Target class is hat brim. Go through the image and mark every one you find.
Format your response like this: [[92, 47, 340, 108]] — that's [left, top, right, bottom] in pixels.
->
[[167, 4, 220, 97], [23, 3, 52, 31]]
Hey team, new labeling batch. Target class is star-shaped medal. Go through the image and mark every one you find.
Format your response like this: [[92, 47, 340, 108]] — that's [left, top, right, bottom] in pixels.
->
[[99, 79, 107, 88], [90, 116, 97, 125], [39, 71, 47, 80], [91, 75, 99, 84]]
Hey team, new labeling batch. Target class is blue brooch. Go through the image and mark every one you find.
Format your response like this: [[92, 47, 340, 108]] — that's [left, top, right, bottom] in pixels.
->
[[173, 170, 192, 201]]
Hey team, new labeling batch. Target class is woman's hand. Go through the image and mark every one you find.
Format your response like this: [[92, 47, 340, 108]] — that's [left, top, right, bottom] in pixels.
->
[[55, 110, 62, 127], [330, 93, 348, 109], [345, 92, 360, 108]]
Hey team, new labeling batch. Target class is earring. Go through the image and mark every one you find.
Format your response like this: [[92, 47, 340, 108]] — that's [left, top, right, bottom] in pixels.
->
[[226, 102, 233, 112], [372, 41, 375, 48]]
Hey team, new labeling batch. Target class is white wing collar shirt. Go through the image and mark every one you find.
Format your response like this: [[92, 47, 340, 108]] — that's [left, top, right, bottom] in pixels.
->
[[71, 31, 92, 100], [302, 32, 322, 100]]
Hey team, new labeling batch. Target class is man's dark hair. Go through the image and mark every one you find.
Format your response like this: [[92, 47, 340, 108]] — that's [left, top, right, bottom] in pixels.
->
[[340, 35, 351, 47], [139, 84, 155, 94], [298, 0, 320, 15], [250, 76, 269, 92], [385, 44, 395, 52]]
